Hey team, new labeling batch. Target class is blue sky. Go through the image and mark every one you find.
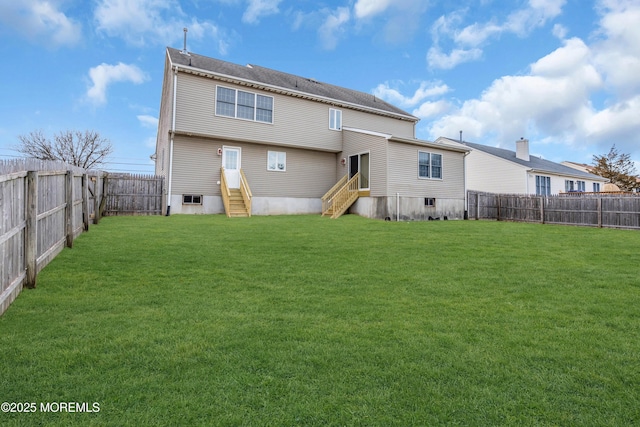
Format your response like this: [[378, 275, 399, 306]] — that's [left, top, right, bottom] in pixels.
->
[[1, 0, 639, 174]]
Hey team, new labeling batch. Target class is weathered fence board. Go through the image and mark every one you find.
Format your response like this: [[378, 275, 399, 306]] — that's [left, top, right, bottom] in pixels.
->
[[0, 159, 164, 316], [103, 174, 163, 216], [469, 191, 640, 230]]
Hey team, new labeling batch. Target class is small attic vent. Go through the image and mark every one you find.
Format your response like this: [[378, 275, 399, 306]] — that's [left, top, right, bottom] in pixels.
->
[[308, 78, 320, 84], [246, 64, 253, 68]]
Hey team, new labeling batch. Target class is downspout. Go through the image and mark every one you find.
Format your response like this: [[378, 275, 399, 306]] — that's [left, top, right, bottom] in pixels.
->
[[396, 192, 400, 221], [463, 151, 469, 219], [166, 66, 178, 216]]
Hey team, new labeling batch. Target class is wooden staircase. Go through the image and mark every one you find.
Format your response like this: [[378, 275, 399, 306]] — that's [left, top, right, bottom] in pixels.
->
[[221, 167, 252, 218], [227, 188, 250, 217], [321, 172, 360, 219]]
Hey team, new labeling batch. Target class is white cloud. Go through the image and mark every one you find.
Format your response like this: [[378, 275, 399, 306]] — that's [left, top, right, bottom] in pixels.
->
[[591, 0, 640, 98], [94, 0, 229, 52], [138, 115, 159, 128], [373, 81, 451, 108], [0, 0, 81, 47], [427, 36, 604, 146], [318, 7, 351, 50], [354, 0, 393, 19], [242, 0, 283, 24], [427, 46, 483, 70], [87, 63, 148, 105], [412, 100, 452, 120], [429, 0, 566, 69]]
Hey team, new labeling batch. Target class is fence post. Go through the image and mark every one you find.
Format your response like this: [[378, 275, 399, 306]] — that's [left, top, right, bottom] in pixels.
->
[[497, 195, 501, 221], [65, 171, 74, 248], [82, 174, 90, 231], [92, 175, 100, 224], [597, 198, 602, 228], [476, 193, 480, 220], [25, 171, 38, 289], [540, 196, 545, 224]]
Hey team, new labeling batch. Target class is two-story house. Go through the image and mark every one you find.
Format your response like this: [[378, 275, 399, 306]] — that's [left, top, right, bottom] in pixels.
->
[[154, 47, 469, 220]]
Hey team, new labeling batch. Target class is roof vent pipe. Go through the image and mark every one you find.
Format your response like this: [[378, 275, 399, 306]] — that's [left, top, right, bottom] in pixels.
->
[[181, 28, 190, 55], [459, 130, 463, 143]]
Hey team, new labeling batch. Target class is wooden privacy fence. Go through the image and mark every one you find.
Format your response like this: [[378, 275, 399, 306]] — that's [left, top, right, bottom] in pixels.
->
[[103, 174, 164, 216], [468, 191, 640, 230], [1, 160, 163, 316]]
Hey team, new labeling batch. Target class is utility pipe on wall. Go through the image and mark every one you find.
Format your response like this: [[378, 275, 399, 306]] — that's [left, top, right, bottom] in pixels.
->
[[166, 66, 178, 216]]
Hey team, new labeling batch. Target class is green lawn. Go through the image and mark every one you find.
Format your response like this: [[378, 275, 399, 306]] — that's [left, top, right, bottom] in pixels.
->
[[1, 215, 639, 426]]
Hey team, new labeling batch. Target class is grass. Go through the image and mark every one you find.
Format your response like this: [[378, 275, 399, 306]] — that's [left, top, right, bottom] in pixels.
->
[[1, 215, 639, 426]]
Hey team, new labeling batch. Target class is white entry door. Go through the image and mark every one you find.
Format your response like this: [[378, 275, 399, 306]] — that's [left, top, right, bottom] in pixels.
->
[[222, 146, 241, 189]]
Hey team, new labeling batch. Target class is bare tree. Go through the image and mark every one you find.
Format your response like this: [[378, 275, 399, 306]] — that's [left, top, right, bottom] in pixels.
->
[[591, 145, 639, 192], [16, 129, 113, 169]]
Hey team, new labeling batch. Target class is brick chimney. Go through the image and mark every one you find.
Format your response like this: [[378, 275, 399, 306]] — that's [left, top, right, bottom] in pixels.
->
[[516, 138, 530, 161]]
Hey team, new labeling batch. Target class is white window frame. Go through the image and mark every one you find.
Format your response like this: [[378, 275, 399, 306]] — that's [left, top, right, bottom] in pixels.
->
[[267, 151, 286, 172], [418, 151, 443, 180], [576, 180, 586, 192], [536, 175, 551, 196], [593, 182, 601, 192], [329, 108, 342, 131], [215, 85, 274, 124]]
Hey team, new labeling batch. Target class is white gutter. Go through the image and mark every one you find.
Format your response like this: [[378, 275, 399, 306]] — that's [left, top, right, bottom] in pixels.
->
[[166, 65, 178, 215]]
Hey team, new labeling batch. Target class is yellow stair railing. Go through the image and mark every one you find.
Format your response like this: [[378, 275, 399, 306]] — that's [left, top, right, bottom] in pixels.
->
[[321, 172, 360, 219], [220, 167, 231, 218], [239, 169, 252, 217]]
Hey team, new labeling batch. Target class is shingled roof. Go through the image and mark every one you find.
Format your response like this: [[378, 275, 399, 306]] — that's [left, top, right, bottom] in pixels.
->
[[167, 47, 416, 121], [440, 137, 607, 181]]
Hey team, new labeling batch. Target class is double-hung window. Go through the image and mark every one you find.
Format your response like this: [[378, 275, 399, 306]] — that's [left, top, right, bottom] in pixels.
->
[[593, 182, 600, 192], [536, 175, 551, 196], [576, 180, 585, 192], [329, 108, 342, 131], [216, 86, 274, 124], [418, 151, 442, 179]]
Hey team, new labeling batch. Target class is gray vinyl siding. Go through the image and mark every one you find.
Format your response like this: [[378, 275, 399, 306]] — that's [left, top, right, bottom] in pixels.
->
[[341, 130, 388, 197], [386, 141, 465, 199], [344, 109, 414, 139], [175, 73, 343, 152], [171, 136, 221, 196], [171, 135, 337, 198], [155, 55, 174, 177]]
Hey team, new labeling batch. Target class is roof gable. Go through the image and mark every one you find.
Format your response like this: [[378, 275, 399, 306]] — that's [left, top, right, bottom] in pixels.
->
[[167, 47, 416, 121]]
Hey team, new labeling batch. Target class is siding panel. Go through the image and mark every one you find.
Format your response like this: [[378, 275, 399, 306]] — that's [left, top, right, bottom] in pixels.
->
[[171, 136, 337, 198], [342, 131, 388, 197], [175, 74, 343, 152], [386, 141, 465, 199]]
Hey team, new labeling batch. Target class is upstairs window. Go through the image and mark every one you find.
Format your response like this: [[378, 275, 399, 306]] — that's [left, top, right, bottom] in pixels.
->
[[329, 108, 342, 131], [418, 151, 443, 179], [216, 86, 274, 124]]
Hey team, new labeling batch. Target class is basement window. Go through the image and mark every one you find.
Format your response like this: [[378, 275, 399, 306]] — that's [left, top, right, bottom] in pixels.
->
[[425, 197, 436, 207], [183, 195, 202, 205]]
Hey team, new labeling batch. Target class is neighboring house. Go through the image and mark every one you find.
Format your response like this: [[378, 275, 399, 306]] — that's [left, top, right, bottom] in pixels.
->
[[440, 137, 608, 195], [154, 47, 469, 220], [562, 161, 640, 193]]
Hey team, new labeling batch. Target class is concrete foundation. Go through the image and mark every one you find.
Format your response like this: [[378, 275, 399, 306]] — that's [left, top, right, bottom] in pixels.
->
[[350, 196, 465, 221]]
